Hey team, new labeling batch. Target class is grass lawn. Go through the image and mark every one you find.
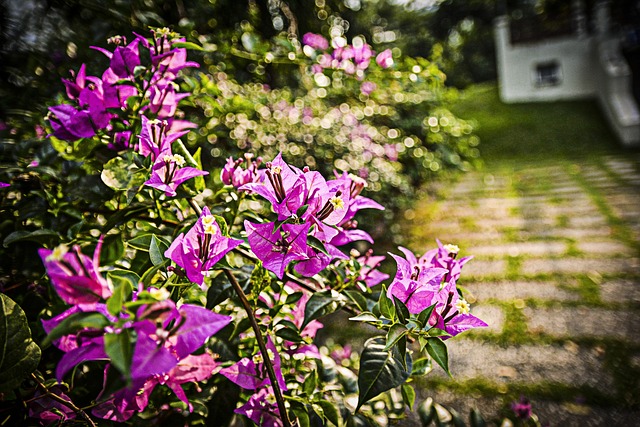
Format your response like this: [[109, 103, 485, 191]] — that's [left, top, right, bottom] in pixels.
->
[[449, 83, 635, 165]]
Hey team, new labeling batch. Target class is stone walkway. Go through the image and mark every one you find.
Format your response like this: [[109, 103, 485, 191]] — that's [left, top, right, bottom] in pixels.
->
[[404, 154, 640, 426]]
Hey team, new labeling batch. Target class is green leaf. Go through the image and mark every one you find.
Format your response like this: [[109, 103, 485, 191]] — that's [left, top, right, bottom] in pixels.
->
[[275, 325, 304, 343], [317, 400, 341, 427], [348, 313, 379, 323], [106, 270, 138, 316], [128, 234, 172, 251], [426, 338, 451, 377], [356, 336, 411, 411], [290, 401, 310, 427], [302, 370, 317, 396], [344, 290, 369, 312], [0, 294, 41, 392], [42, 312, 110, 348], [411, 357, 433, 376], [149, 234, 166, 266], [302, 290, 342, 330], [378, 286, 395, 320], [172, 41, 204, 51], [470, 408, 487, 427], [401, 384, 416, 410], [418, 398, 436, 426], [417, 304, 436, 328], [104, 330, 133, 379], [384, 323, 408, 351], [285, 292, 303, 305], [3, 229, 59, 247], [392, 296, 410, 324], [101, 154, 145, 191]]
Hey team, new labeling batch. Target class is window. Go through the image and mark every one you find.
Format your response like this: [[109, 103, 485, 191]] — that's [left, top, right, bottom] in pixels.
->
[[534, 61, 562, 87]]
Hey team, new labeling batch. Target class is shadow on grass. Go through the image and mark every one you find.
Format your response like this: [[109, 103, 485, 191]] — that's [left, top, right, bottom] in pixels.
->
[[450, 83, 639, 165]]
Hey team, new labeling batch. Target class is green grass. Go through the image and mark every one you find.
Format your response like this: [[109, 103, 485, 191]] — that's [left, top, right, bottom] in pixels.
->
[[450, 83, 632, 165]]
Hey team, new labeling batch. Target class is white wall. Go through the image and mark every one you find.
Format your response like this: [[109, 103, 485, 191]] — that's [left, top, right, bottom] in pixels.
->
[[495, 17, 597, 103]]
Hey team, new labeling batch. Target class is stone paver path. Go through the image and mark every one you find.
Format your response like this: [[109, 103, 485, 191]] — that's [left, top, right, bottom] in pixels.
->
[[404, 155, 640, 426]]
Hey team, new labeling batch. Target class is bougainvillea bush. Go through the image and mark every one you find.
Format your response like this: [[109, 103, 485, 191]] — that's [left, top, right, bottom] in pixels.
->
[[177, 21, 480, 230], [0, 30, 488, 426]]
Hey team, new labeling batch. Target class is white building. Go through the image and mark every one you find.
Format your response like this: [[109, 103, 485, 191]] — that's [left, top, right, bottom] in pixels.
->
[[494, 0, 640, 147]]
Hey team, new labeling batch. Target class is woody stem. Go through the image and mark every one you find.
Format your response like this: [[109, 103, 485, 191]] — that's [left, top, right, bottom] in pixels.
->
[[223, 269, 292, 427]]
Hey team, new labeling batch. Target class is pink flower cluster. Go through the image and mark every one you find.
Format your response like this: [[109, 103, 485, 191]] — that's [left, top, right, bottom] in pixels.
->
[[47, 29, 198, 147], [386, 241, 487, 338]]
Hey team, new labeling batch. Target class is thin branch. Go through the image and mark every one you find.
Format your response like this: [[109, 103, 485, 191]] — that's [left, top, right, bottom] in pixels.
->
[[223, 269, 292, 427], [30, 373, 97, 427]]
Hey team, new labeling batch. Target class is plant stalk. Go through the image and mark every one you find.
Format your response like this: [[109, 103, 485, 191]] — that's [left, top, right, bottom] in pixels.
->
[[223, 269, 292, 427]]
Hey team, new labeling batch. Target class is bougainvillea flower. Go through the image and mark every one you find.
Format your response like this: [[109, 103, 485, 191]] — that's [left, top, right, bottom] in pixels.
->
[[376, 49, 394, 68], [420, 239, 473, 283], [244, 220, 310, 279], [147, 83, 189, 118], [302, 33, 329, 51], [136, 353, 220, 411], [165, 207, 243, 286], [48, 104, 96, 140], [356, 251, 389, 288], [56, 336, 108, 381], [38, 240, 112, 305], [144, 151, 208, 197], [235, 386, 282, 427], [386, 249, 448, 314], [360, 81, 376, 95], [62, 63, 87, 100], [28, 385, 77, 424], [91, 37, 141, 79], [431, 278, 487, 338], [240, 153, 307, 220], [220, 336, 287, 391], [138, 115, 193, 159], [221, 154, 261, 188]]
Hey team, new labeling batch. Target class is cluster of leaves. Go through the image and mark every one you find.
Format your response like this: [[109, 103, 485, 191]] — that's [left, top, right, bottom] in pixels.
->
[[183, 27, 479, 226], [0, 29, 489, 427]]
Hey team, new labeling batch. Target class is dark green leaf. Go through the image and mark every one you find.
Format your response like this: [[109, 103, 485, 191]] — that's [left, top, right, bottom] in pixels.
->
[[104, 330, 133, 379], [384, 323, 408, 351], [285, 292, 303, 305], [290, 401, 310, 427], [302, 370, 317, 396], [173, 41, 204, 51], [470, 408, 487, 427], [417, 304, 436, 328], [3, 229, 59, 247], [106, 270, 137, 316], [348, 313, 379, 323], [344, 290, 369, 312], [392, 296, 410, 324], [356, 336, 411, 411], [149, 234, 166, 266], [418, 398, 436, 426], [0, 294, 41, 392], [302, 290, 342, 330], [128, 234, 172, 251], [378, 286, 395, 320], [411, 357, 433, 376], [42, 311, 110, 347], [426, 338, 451, 377], [401, 384, 416, 410], [275, 325, 303, 343], [317, 400, 341, 427]]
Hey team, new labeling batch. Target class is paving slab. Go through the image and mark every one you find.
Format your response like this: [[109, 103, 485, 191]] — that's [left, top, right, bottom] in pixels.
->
[[600, 279, 640, 304], [523, 307, 640, 343], [464, 281, 580, 302], [520, 257, 640, 276], [432, 340, 614, 389]]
